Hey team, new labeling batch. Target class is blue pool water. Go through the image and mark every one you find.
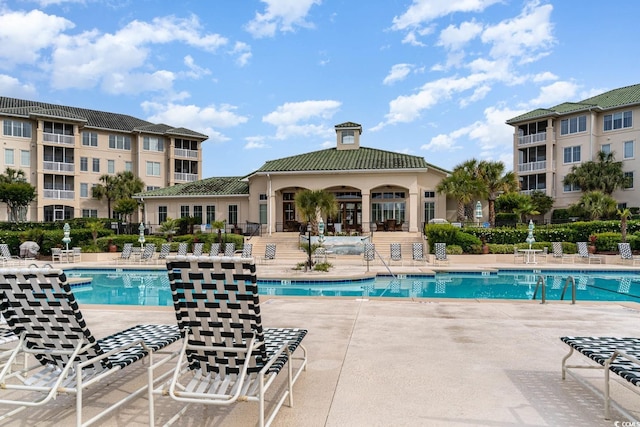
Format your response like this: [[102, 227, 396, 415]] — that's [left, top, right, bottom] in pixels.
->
[[64, 268, 640, 306]]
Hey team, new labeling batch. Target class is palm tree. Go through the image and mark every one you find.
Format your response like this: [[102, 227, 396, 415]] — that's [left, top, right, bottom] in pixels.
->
[[436, 160, 482, 222], [618, 208, 632, 242], [513, 200, 540, 223], [563, 151, 628, 195], [92, 175, 119, 218], [92, 171, 145, 219], [579, 191, 617, 220], [477, 160, 519, 227], [294, 189, 338, 233]]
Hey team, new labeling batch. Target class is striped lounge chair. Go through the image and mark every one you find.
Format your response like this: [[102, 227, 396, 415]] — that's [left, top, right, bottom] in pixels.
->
[[434, 243, 449, 265], [150, 257, 308, 427]]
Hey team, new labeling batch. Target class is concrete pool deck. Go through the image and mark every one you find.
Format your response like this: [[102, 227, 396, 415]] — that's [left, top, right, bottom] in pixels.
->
[[2, 254, 640, 426]]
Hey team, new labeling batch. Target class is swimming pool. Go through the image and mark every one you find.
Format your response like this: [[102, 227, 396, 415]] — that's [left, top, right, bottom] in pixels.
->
[[64, 268, 640, 306]]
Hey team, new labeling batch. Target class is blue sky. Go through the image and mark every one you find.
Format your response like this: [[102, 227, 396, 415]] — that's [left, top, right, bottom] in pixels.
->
[[0, 0, 637, 178]]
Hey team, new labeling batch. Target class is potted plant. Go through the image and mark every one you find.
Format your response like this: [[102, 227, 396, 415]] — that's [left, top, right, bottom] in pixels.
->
[[588, 235, 597, 254], [108, 239, 117, 252], [480, 235, 489, 254]]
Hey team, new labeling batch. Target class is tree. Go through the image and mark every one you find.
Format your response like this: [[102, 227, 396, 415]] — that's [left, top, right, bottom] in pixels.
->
[[529, 191, 554, 217], [563, 151, 628, 195], [92, 171, 145, 218], [92, 175, 119, 218], [113, 197, 138, 229], [294, 189, 338, 234], [477, 160, 519, 227], [0, 168, 36, 222], [86, 219, 104, 245], [579, 191, 617, 220], [159, 217, 179, 242], [436, 160, 483, 222], [513, 200, 540, 223], [618, 208, 632, 242]]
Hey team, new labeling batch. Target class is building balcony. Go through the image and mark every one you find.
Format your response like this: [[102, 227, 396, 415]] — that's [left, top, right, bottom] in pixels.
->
[[44, 189, 75, 199], [43, 132, 75, 145], [518, 160, 546, 173], [174, 148, 198, 159], [175, 172, 198, 182], [43, 161, 75, 173], [520, 188, 547, 196], [517, 132, 546, 146]]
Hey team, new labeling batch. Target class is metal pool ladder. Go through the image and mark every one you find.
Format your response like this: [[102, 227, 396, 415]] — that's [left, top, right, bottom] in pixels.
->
[[532, 275, 576, 304]]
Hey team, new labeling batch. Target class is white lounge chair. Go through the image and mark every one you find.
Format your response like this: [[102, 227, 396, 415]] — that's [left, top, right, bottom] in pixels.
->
[[618, 242, 640, 265], [576, 241, 603, 264]]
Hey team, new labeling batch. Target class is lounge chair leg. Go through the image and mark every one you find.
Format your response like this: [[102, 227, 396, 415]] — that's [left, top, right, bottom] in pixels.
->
[[560, 348, 574, 380], [604, 360, 611, 420]]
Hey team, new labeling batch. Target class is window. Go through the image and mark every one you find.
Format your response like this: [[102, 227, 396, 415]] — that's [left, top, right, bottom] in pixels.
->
[[624, 171, 634, 189], [3, 120, 32, 138], [92, 158, 100, 172], [259, 204, 267, 224], [43, 121, 73, 135], [560, 115, 586, 135], [80, 183, 88, 198], [143, 136, 164, 152], [563, 146, 581, 163], [624, 141, 634, 159], [259, 193, 268, 201], [342, 130, 355, 144], [125, 161, 132, 172], [180, 205, 190, 218], [146, 186, 160, 191], [158, 206, 167, 224], [193, 205, 202, 222], [81, 209, 98, 218], [82, 132, 98, 147], [108, 134, 131, 150], [563, 175, 581, 192], [206, 206, 215, 224], [604, 111, 632, 131], [146, 161, 160, 176], [20, 150, 30, 167], [4, 149, 14, 165], [228, 205, 238, 225], [424, 191, 435, 198], [601, 144, 611, 154], [175, 138, 198, 150], [107, 160, 115, 174], [424, 202, 435, 223], [80, 157, 88, 172]]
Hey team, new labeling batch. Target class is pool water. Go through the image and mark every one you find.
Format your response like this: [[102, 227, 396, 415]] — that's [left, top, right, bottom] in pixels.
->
[[65, 269, 640, 306]]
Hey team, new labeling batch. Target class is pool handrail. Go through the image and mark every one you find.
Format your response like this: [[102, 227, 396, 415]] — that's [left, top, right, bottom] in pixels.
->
[[532, 275, 546, 304], [560, 276, 577, 304]]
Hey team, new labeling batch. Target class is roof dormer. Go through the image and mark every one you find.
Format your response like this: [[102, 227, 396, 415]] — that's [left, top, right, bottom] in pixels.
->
[[335, 121, 362, 150]]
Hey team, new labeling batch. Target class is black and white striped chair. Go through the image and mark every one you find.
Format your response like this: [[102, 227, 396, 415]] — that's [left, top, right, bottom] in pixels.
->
[[224, 242, 235, 257], [140, 243, 156, 263], [388, 243, 403, 266], [241, 243, 253, 258], [156, 243, 171, 264], [176, 242, 188, 256], [209, 242, 220, 256], [115, 242, 133, 264], [412, 242, 427, 265], [576, 241, 603, 264], [260, 243, 277, 264], [362, 243, 375, 265], [0, 267, 180, 425], [192, 242, 204, 256], [618, 242, 640, 265], [434, 242, 449, 265], [151, 257, 308, 427]]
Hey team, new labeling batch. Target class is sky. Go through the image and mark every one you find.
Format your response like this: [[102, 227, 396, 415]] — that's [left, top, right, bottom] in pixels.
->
[[0, 0, 638, 179]]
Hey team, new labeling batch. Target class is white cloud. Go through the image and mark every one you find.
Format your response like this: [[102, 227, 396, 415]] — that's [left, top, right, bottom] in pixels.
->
[[437, 20, 483, 51], [262, 99, 341, 139], [392, 0, 501, 31], [0, 9, 73, 69], [527, 81, 579, 107], [231, 41, 252, 67], [141, 101, 249, 143], [245, 0, 321, 38], [0, 74, 37, 97], [383, 64, 413, 85], [532, 71, 557, 82], [31, 0, 85, 5], [244, 136, 269, 149], [183, 55, 211, 79], [459, 84, 491, 107]]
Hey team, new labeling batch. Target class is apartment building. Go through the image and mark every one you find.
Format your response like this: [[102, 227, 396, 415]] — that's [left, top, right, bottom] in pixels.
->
[[0, 96, 208, 222], [507, 83, 640, 212]]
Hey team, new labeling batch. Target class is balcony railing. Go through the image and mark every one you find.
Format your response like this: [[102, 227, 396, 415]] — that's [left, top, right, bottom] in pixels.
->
[[175, 172, 198, 182], [43, 161, 75, 173], [43, 133, 75, 145], [520, 188, 547, 196], [44, 189, 75, 199], [518, 160, 546, 173], [175, 148, 198, 159], [517, 132, 546, 146]]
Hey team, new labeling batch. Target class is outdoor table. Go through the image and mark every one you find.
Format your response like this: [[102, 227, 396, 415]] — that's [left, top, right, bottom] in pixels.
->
[[60, 249, 74, 263], [518, 248, 542, 264]]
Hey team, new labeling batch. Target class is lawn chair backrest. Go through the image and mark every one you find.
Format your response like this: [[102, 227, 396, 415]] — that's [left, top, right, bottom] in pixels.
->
[[0, 268, 108, 370], [177, 243, 188, 256], [412, 243, 424, 260], [576, 242, 589, 258], [0, 244, 12, 259], [264, 243, 276, 260], [242, 243, 253, 258], [390, 243, 402, 261], [363, 243, 375, 262], [224, 243, 235, 257], [165, 257, 268, 377], [434, 243, 447, 260], [158, 243, 171, 260], [141, 243, 156, 261], [552, 242, 564, 258], [209, 243, 220, 256], [619, 242, 633, 260], [192, 242, 204, 256], [121, 243, 133, 259]]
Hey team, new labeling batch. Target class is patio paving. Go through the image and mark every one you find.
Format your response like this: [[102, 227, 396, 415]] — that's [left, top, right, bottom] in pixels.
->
[[2, 255, 640, 426]]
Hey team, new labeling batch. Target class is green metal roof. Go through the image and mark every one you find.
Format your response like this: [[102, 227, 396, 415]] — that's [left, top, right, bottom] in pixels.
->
[[136, 177, 248, 198], [251, 146, 433, 173], [506, 83, 640, 124], [0, 96, 208, 139]]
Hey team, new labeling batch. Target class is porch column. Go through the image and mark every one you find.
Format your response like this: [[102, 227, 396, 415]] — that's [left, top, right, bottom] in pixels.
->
[[409, 191, 418, 232], [361, 191, 370, 233]]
